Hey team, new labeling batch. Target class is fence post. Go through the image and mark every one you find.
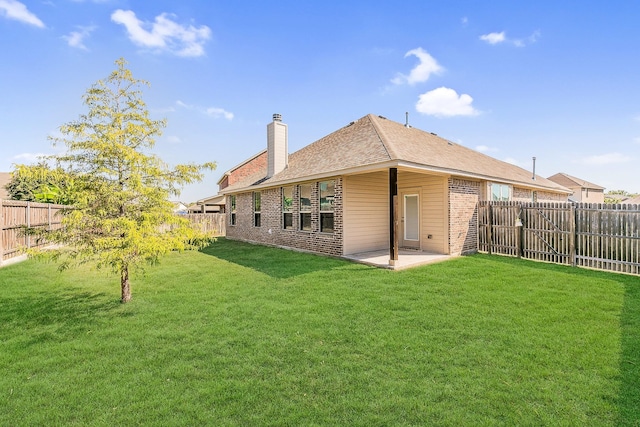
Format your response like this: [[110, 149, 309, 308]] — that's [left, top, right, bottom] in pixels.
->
[[487, 203, 493, 254], [26, 201, 30, 249], [516, 205, 523, 258], [0, 199, 3, 266], [569, 204, 576, 266]]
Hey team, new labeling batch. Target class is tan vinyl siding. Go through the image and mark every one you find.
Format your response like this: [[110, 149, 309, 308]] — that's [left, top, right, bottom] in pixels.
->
[[399, 171, 448, 254], [343, 171, 389, 254]]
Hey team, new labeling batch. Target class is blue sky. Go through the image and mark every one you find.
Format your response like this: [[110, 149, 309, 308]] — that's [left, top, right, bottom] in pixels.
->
[[1, 0, 639, 202]]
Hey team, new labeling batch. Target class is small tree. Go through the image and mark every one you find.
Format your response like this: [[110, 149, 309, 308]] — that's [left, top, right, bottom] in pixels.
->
[[37, 58, 216, 303], [605, 190, 639, 204]]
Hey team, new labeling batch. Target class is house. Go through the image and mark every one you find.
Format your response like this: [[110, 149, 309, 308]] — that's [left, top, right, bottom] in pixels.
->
[[171, 201, 189, 214], [621, 194, 640, 205], [220, 114, 570, 267], [547, 172, 605, 203], [188, 194, 226, 213], [0, 172, 11, 200]]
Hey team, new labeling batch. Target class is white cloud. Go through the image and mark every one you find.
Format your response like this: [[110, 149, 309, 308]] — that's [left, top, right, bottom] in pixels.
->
[[480, 30, 540, 47], [205, 107, 234, 120], [111, 9, 211, 57], [166, 135, 182, 144], [0, 0, 45, 28], [391, 47, 444, 85], [576, 152, 632, 165], [634, 137, 640, 145], [480, 31, 505, 45], [461, 17, 468, 26], [476, 145, 498, 153], [416, 87, 480, 118], [11, 152, 48, 164], [62, 25, 96, 50], [527, 30, 541, 44], [177, 100, 233, 120]]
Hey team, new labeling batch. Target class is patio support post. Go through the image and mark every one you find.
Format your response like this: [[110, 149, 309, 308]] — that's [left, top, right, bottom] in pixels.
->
[[389, 167, 398, 265]]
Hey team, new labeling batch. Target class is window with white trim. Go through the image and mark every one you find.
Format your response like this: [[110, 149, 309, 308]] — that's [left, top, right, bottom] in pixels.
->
[[253, 192, 261, 227], [282, 186, 293, 229], [299, 184, 312, 231], [230, 195, 237, 225], [490, 183, 511, 201], [319, 180, 335, 233]]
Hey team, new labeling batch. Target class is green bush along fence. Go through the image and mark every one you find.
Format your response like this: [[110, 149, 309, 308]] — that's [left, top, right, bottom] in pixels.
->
[[478, 201, 640, 275]]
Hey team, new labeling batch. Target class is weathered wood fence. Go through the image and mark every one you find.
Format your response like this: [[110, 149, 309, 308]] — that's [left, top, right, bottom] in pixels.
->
[[1, 200, 65, 264], [478, 201, 640, 275], [184, 213, 226, 237]]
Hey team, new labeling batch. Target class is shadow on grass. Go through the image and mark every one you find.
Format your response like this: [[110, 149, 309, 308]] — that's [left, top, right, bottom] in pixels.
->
[[620, 278, 640, 426], [0, 290, 119, 346], [199, 238, 367, 279], [468, 253, 640, 425]]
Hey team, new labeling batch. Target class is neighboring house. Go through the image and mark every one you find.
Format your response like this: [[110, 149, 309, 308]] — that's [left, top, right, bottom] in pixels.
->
[[171, 201, 189, 214], [188, 194, 226, 213], [547, 172, 605, 203], [0, 172, 11, 200], [221, 114, 570, 265], [621, 194, 640, 205]]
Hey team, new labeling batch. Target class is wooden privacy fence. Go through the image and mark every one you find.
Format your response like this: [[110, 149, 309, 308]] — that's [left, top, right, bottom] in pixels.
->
[[478, 201, 640, 275], [1, 200, 65, 264], [184, 213, 226, 237]]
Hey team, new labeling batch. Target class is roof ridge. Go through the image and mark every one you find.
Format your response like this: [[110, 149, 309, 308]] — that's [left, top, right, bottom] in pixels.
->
[[367, 114, 396, 160], [553, 172, 604, 189]]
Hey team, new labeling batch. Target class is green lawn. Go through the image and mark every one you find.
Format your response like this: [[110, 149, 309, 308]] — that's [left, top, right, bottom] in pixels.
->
[[1, 239, 638, 426]]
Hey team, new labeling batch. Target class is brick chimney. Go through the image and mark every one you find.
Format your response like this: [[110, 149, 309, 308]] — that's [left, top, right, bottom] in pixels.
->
[[267, 113, 288, 178]]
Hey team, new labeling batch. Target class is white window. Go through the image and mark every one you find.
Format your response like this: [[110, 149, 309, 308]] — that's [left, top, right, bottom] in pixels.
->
[[299, 184, 312, 231], [282, 186, 293, 229], [490, 183, 511, 201], [230, 195, 237, 225], [253, 192, 261, 227], [319, 180, 335, 233]]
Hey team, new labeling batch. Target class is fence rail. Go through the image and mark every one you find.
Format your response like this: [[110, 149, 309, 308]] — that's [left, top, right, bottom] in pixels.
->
[[1, 199, 66, 264], [478, 201, 640, 275]]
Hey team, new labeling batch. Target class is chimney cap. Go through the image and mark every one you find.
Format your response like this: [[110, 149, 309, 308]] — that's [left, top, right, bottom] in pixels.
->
[[273, 113, 282, 122]]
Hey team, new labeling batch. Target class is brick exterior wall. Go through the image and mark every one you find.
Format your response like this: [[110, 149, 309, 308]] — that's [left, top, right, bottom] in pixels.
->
[[218, 176, 229, 190], [449, 177, 481, 255], [512, 187, 569, 202], [219, 152, 267, 191], [226, 177, 344, 256]]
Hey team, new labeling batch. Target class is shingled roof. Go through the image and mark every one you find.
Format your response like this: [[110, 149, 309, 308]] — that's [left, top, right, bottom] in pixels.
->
[[223, 114, 570, 194], [547, 172, 605, 191]]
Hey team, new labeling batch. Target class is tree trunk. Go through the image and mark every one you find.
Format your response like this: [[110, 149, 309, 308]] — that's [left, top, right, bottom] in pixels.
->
[[121, 265, 131, 303]]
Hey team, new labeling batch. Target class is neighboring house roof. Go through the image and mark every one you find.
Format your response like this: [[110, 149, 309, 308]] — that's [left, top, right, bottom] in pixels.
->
[[223, 114, 570, 194], [547, 172, 605, 191], [171, 201, 189, 213], [621, 194, 640, 204], [0, 172, 11, 200], [196, 194, 225, 205]]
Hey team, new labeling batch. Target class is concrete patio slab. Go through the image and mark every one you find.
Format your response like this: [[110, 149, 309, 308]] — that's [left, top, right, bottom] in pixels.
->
[[343, 249, 454, 270]]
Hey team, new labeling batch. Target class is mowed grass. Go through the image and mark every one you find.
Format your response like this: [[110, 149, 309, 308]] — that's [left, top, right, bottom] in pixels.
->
[[1, 239, 638, 426]]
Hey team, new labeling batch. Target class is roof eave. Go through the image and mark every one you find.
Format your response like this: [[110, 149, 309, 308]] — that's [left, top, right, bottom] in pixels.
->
[[220, 159, 570, 195]]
